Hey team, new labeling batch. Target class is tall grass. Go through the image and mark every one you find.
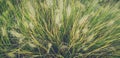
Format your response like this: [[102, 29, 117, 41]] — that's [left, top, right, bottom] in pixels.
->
[[0, 0, 120, 58]]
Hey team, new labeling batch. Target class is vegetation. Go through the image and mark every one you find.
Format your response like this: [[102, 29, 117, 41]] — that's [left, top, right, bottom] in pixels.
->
[[0, 0, 120, 58]]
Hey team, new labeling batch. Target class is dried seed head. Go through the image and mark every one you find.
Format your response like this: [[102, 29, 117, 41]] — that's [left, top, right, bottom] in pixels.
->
[[23, 21, 29, 28], [60, 45, 68, 54], [55, 9, 62, 27], [29, 42, 36, 48], [46, 0, 53, 7], [66, 5, 71, 17], [7, 52, 15, 58], [48, 43, 52, 48], [107, 20, 115, 26], [10, 30, 25, 39], [59, 0, 63, 11], [29, 22, 34, 30], [1, 27, 7, 36], [79, 15, 89, 25], [47, 43, 52, 53], [26, 1, 35, 18], [82, 27, 88, 34]]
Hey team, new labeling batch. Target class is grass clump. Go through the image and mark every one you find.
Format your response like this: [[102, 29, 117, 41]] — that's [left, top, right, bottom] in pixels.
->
[[0, 0, 120, 58]]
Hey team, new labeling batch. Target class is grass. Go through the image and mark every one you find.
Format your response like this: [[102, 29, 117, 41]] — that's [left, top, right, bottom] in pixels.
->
[[0, 0, 120, 58]]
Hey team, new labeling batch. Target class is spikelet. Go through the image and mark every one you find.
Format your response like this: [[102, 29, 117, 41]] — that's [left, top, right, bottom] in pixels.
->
[[87, 34, 94, 42], [23, 21, 29, 28], [7, 52, 15, 58], [66, 5, 71, 17], [107, 20, 115, 26], [47, 43, 52, 53], [1, 27, 7, 36], [55, 9, 62, 27], [26, 1, 35, 18], [10, 30, 24, 38], [82, 27, 88, 34], [54, 0, 64, 28], [46, 0, 53, 7], [29, 22, 34, 30], [28, 42, 36, 48], [59, 0, 63, 11], [79, 15, 89, 25]]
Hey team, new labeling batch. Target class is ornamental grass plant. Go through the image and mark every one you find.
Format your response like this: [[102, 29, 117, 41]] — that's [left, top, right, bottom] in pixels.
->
[[0, 0, 120, 58]]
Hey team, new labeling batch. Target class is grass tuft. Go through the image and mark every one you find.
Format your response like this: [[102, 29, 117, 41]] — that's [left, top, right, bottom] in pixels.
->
[[0, 0, 120, 58]]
